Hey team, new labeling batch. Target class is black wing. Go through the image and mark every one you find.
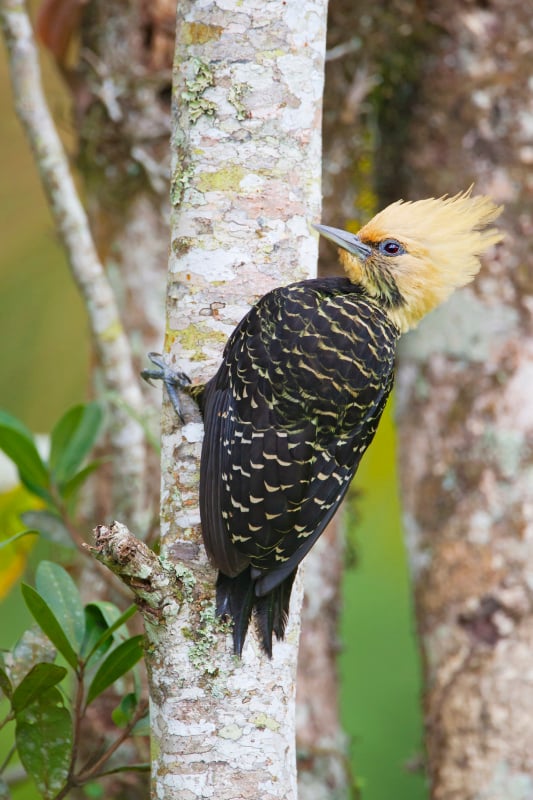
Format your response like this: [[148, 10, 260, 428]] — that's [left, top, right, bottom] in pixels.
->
[[199, 278, 399, 595]]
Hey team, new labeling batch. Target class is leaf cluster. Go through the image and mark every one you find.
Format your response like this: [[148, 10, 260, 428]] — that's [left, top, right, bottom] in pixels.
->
[[0, 562, 148, 799], [0, 403, 104, 552]]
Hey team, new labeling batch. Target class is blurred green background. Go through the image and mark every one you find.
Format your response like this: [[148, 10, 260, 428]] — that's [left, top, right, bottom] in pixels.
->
[[341, 408, 426, 799], [0, 43, 426, 800], [0, 50, 88, 427]]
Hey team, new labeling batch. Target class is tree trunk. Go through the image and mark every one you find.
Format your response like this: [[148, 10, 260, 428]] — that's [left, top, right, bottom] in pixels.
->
[[393, 3, 533, 797], [145, 2, 328, 797]]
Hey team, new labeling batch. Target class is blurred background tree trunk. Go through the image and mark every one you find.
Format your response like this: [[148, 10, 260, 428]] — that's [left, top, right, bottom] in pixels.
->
[[390, 3, 533, 798], [70, 0, 174, 531]]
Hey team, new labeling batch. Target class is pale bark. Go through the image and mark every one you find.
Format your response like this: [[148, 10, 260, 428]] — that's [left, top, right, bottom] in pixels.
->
[[144, 2, 328, 798], [393, 3, 533, 798]]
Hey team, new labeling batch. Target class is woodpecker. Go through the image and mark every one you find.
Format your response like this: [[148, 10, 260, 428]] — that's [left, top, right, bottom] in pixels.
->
[[145, 190, 502, 656]]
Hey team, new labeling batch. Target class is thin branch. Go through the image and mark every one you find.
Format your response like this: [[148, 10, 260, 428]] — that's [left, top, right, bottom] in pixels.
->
[[0, 0, 147, 526], [50, 670, 87, 800], [0, 741, 15, 773], [75, 700, 149, 783], [0, 712, 14, 734], [68, 670, 86, 784]]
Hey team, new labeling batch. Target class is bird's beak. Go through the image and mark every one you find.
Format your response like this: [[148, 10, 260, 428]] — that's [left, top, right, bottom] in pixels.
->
[[313, 224, 372, 261]]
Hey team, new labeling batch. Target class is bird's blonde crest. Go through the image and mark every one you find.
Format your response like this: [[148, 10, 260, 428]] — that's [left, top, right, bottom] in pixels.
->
[[349, 189, 504, 331], [360, 189, 503, 258]]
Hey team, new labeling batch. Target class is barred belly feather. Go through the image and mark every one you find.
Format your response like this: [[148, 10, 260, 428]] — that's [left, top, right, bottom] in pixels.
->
[[199, 277, 399, 656]]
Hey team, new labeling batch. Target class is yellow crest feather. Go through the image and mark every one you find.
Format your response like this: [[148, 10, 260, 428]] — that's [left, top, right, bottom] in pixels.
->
[[343, 189, 504, 332]]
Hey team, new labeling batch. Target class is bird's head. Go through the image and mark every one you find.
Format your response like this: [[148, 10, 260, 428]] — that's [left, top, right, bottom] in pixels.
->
[[315, 190, 503, 333]]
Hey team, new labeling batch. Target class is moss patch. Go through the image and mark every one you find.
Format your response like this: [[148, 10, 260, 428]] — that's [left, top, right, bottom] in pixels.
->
[[252, 712, 280, 732], [181, 58, 217, 124], [170, 160, 194, 206], [173, 563, 197, 601], [227, 83, 250, 121], [182, 23, 223, 45], [168, 324, 227, 361], [197, 166, 247, 193], [188, 600, 232, 681]]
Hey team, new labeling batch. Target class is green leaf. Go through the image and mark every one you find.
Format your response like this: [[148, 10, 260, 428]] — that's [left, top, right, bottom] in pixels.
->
[[15, 686, 72, 799], [21, 510, 73, 547], [12, 663, 67, 713], [49, 403, 103, 485], [59, 460, 103, 502], [10, 628, 57, 686], [86, 636, 144, 706], [83, 603, 137, 662], [111, 692, 137, 728], [81, 605, 113, 665], [131, 713, 150, 737], [21, 584, 78, 670], [0, 409, 34, 441], [0, 410, 50, 499], [0, 529, 38, 549], [35, 561, 85, 651], [88, 600, 128, 630]]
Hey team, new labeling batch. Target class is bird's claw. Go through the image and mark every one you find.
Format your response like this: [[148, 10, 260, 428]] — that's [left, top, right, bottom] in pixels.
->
[[141, 352, 191, 423]]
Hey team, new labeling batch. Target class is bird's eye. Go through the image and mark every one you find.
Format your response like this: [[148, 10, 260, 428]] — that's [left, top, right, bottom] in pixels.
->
[[380, 239, 404, 256]]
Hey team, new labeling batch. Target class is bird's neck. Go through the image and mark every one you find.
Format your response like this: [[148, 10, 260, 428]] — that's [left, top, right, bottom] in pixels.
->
[[340, 250, 412, 333]]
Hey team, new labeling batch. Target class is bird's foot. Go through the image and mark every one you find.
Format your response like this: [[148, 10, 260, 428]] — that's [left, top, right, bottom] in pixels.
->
[[141, 352, 191, 423]]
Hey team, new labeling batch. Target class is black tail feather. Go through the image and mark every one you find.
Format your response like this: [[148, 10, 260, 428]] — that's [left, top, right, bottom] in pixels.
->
[[216, 570, 255, 656], [215, 568, 297, 657], [255, 569, 297, 657]]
